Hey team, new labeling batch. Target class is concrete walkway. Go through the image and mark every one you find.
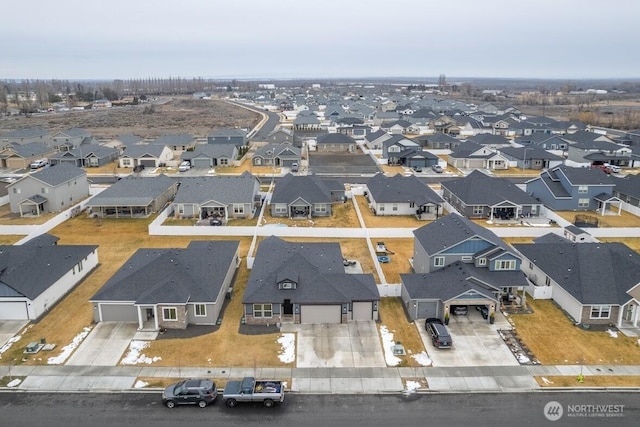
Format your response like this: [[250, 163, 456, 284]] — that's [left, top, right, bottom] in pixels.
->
[[2, 364, 640, 393]]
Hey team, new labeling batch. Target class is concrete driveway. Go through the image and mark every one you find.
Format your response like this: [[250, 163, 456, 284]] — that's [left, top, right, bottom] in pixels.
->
[[289, 321, 386, 368], [66, 322, 139, 366], [0, 321, 28, 350], [419, 310, 519, 367]]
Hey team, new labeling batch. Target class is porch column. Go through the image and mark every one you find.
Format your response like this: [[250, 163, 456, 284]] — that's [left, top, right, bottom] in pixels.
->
[[633, 304, 639, 327], [136, 306, 144, 330], [154, 307, 159, 330], [489, 208, 494, 221], [617, 306, 624, 328]]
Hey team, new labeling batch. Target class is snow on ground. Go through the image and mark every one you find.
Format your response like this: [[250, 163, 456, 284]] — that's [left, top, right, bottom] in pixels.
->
[[516, 354, 531, 364], [541, 377, 554, 385], [277, 333, 295, 364], [607, 329, 619, 338], [0, 336, 22, 358], [47, 326, 93, 365], [379, 325, 402, 366], [411, 351, 432, 367], [7, 378, 21, 387], [405, 380, 422, 391], [121, 340, 162, 365], [134, 380, 149, 388]]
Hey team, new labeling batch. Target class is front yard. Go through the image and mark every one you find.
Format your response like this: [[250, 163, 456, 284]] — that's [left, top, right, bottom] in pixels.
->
[[510, 298, 640, 365], [356, 195, 434, 228]]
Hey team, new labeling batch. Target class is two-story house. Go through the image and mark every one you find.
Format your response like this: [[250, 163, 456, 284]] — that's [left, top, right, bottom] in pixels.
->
[[526, 165, 618, 212], [401, 214, 528, 322]]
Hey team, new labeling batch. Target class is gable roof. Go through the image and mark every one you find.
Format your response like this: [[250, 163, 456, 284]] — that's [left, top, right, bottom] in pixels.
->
[[612, 174, 640, 199], [499, 146, 563, 161], [367, 173, 443, 205], [15, 163, 86, 187], [91, 240, 239, 304], [317, 133, 356, 144], [413, 213, 512, 256], [182, 144, 237, 160], [271, 174, 334, 204], [243, 236, 378, 304], [85, 175, 177, 207], [208, 128, 247, 138], [172, 173, 258, 205], [513, 241, 640, 305], [0, 242, 97, 300], [50, 145, 118, 160], [442, 170, 541, 206], [2, 142, 52, 158]]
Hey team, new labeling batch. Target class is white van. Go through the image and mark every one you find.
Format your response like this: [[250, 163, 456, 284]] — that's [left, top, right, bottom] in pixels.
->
[[30, 159, 49, 170]]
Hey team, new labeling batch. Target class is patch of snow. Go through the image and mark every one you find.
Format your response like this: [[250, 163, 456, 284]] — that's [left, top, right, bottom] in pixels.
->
[[47, 326, 93, 365], [541, 377, 554, 385], [277, 333, 295, 364], [607, 329, 618, 338], [516, 354, 530, 364], [121, 340, 162, 365], [411, 351, 432, 367], [405, 380, 422, 391], [0, 336, 22, 357], [7, 378, 21, 387], [134, 380, 149, 388], [379, 325, 402, 366]]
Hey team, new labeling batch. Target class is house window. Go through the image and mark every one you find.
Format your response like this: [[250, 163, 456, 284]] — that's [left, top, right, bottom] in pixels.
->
[[434, 256, 445, 267], [122, 159, 132, 167], [194, 304, 206, 317], [461, 256, 473, 261], [529, 262, 533, 269], [392, 203, 398, 211], [41, 187, 47, 194], [254, 158, 262, 166], [495, 260, 516, 270], [578, 198, 590, 207], [275, 205, 287, 214], [219, 158, 228, 165], [280, 282, 294, 289], [12, 188, 20, 194], [545, 276, 551, 285], [253, 304, 273, 318], [389, 146, 400, 153], [77, 260, 83, 272], [409, 202, 415, 208], [379, 204, 385, 212], [315, 204, 327, 213], [478, 258, 487, 266], [472, 206, 483, 215], [163, 307, 178, 321], [578, 186, 588, 194], [233, 204, 244, 214], [590, 305, 611, 319], [178, 205, 184, 214]]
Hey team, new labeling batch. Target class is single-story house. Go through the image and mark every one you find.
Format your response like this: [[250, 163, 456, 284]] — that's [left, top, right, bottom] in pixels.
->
[[514, 234, 640, 328], [366, 173, 443, 219], [0, 142, 57, 169], [316, 133, 357, 153], [448, 141, 508, 170], [172, 173, 261, 221], [253, 142, 301, 168], [441, 170, 543, 220], [243, 236, 380, 325], [119, 144, 173, 169], [7, 163, 89, 216], [0, 234, 98, 320], [181, 144, 238, 168], [208, 128, 248, 146], [91, 240, 240, 330], [270, 173, 344, 218], [85, 175, 178, 218], [49, 145, 120, 168], [498, 146, 564, 170]]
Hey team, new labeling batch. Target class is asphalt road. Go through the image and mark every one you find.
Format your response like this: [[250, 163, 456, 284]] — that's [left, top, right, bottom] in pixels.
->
[[0, 391, 636, 427]]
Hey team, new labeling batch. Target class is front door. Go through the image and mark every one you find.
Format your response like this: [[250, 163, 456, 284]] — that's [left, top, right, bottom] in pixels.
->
[[283, 299, 293, 315]]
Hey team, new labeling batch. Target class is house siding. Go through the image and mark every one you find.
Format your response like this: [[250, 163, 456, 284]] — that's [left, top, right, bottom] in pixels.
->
[[412, 241, 431, 273], [551, 283, 583, 323], [9, 174, 89, 214]]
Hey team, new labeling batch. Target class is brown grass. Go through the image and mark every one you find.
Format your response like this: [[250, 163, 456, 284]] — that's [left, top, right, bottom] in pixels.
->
[[260, 201, 360, 228], [510, 299, 640, 365], [378, 297, 426, 367], [535, 375, 640, 388], [491, 168, 543, 176], [0, 235, 23, 245], [372, 238, 414, 283], [0, 204, 58, 225], [554, 209, 640, 228], [599, 238, 640, 252], [83, 161, 131, 175], [355, 195, 428, 228]]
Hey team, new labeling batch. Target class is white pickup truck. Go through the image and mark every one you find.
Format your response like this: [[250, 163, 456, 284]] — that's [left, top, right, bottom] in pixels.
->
[[222, 377, 285, 408]]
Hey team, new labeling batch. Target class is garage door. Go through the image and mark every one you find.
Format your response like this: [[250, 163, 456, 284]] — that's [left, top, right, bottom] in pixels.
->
[[415, 301, 439, 319], [99, 304, 138, 322], [0, 301, 29, 320], [300, 305, 341, 324], [191, 158, 211, 169], [140, 159, 156, 168], [352, 302, 373, 320]]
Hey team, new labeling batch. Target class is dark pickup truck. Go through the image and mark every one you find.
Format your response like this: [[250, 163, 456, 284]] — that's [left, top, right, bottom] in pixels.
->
[[222, 377, 285, 408]]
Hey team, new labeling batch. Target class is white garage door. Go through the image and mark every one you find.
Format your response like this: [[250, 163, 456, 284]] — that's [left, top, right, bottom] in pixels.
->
[[301, 305, 341, 324], [352, 302, 373, 320], [0, 301, 29, 320]]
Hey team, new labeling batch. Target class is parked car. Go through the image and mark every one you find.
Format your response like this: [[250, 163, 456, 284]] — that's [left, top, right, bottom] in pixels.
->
[[432, 164, 443, 173], [451, 305, 468, 315], [29, 158, 49, 170], [162, 379, 218, 408], [476, 305, 489, 319], [604, 163, 621, 173], [291, 162, 299, 172], [425, 318, 452, 349], [133, 164, 145, 172], [178, 161, 191, 172]]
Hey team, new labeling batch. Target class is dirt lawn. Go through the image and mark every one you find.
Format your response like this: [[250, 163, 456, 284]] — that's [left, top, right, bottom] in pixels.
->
[[510, 299, 640, 365], [554, 210, 640, 228], [0, 97, 260, 139]]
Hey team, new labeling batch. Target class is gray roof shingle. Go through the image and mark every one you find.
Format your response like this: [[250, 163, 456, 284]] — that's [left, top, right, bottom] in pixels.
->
[[367, 173, 443, 205]]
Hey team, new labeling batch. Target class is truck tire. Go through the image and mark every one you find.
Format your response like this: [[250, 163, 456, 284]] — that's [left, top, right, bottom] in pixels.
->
[[165, 400, 176, 409], [225, 399, 238, 408], [263, 399, 274, 408], [197, 400, 207, 408]]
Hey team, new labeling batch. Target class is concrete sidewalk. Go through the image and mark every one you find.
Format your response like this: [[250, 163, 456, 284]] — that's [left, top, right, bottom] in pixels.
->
[[3, 364, 640, 394]]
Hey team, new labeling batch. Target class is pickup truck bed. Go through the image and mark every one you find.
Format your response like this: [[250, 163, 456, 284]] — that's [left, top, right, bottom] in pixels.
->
[[222, 377, 285, 408]]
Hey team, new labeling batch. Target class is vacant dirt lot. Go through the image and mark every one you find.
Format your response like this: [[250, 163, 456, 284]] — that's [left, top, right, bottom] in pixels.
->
[[0, 97, 261, 139]]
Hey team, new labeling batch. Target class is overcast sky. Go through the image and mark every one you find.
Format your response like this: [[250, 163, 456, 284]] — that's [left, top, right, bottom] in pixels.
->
[[1, 0, 639, 80]]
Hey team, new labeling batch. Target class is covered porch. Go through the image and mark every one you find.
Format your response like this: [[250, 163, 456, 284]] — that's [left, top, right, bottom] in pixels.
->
[[18, 195, 47, 217], [595, 193, 622, 216]]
